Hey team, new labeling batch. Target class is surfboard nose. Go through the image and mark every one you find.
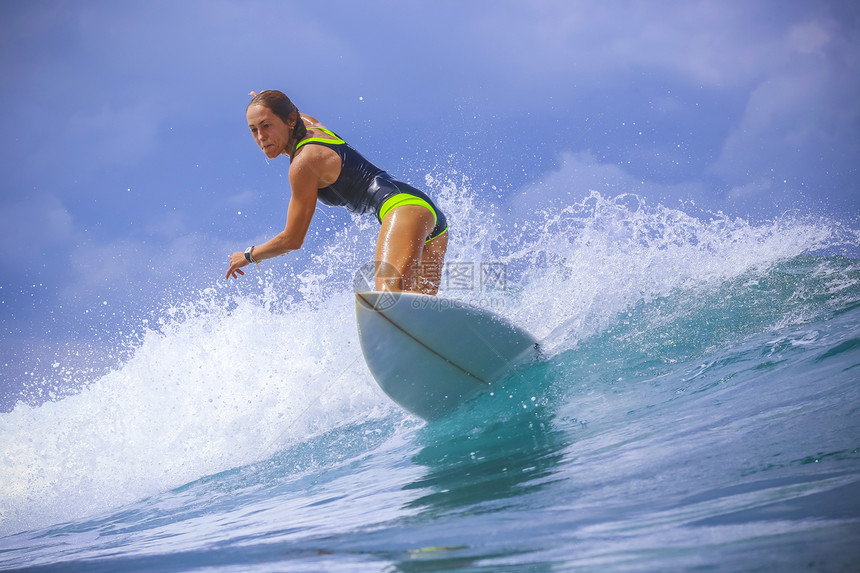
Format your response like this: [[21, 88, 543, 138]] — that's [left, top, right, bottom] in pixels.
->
[[355, 290, 418, 313], [355, 290, 383, 309], [354, 290, 540, 420]]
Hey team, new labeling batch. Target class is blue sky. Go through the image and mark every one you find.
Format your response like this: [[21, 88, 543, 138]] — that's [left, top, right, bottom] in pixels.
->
[[1, 0, 858, 402]]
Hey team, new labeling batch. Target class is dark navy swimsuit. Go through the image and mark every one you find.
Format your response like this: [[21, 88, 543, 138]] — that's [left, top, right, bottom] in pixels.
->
[[295, 127, 448, 241]]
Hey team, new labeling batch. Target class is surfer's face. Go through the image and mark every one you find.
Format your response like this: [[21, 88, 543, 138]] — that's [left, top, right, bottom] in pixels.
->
[[247, 104, 291, 158]]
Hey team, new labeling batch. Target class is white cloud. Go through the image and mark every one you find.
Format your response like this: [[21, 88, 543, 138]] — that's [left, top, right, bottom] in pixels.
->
[[145, 211, 188, 240], [509, 150, 708, 215], [224, 188, 261, 209], [0, 192, 226, 307], [510, 151, 633, 211], [472, 0, 790, 88], [787, 20, 832, 56], [60, 231, 233, 307], [726, 177, 773, 201], [0, 193, 76, 251], [65, 101, 163, 166], [709, 17, 860, 194]]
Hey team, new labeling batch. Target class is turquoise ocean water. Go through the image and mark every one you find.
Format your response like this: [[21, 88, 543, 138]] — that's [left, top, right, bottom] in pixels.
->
[[1, 189, 859, 571]]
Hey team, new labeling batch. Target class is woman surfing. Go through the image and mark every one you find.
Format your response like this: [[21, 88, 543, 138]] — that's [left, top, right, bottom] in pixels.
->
[[226, 90, 448, 294]]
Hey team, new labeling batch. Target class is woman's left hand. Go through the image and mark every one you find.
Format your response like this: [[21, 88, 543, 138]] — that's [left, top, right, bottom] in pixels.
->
[[226, 252, 249, 280]]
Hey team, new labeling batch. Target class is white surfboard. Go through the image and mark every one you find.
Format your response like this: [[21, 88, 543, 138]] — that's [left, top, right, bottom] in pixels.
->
[[355, 291, 540, 420]]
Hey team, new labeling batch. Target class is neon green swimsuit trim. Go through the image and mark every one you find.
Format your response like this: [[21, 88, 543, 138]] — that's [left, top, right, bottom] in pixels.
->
[[425, 225, 449, 243], [379, 193, 448, 243], [295, 126, 345, 150], [379, 193, 437, 226]]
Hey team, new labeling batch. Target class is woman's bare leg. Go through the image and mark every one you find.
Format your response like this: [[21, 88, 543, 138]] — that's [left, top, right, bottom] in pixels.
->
[[375, 205, 436, 292], [414, 231, 448, 295]]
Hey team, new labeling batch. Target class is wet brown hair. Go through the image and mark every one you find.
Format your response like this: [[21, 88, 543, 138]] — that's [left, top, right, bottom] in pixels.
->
[[247, 90, 307, 157]]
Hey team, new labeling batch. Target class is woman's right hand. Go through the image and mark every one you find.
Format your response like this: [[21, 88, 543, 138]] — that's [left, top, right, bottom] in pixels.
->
[[226, 252, 249, 280]]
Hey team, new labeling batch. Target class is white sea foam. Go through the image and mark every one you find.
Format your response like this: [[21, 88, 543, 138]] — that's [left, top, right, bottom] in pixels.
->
[[0, 180, 853, 536], [503, 192, 845, 352], [0, 287, 394, 535]]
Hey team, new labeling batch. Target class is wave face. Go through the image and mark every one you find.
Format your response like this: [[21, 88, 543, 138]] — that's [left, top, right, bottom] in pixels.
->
[[2, 186, 859, 571]]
